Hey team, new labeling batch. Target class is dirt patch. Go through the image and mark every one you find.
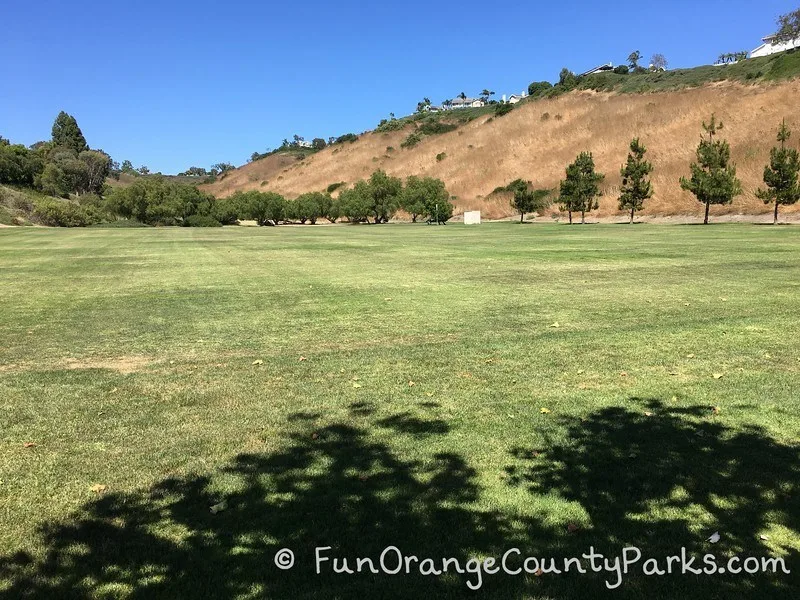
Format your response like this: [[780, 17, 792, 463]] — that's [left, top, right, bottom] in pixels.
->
[[62, 356, 151, 374]]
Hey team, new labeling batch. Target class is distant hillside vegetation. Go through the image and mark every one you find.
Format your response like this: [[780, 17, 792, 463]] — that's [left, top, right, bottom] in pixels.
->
[[201, 57, 800, 221]]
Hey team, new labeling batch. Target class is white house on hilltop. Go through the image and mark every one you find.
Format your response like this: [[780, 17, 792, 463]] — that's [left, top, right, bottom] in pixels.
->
[[506, 91, 528, 104], [579, 62, 614, 77], [751, 33, 800, 58], [449, 97, 485, 109]]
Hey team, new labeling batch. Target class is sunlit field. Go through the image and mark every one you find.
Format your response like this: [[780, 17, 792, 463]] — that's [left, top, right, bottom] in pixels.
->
[[1, 223, 798, 599]]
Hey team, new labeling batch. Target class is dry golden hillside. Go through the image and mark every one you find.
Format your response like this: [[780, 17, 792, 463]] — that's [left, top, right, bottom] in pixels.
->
[[202, 81, 800, 220]]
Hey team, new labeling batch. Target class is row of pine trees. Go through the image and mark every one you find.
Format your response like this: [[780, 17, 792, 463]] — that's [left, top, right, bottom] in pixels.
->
[[512, 116, 800, 225]]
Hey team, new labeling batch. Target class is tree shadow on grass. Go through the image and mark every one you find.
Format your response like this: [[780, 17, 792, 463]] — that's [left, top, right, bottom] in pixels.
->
[[1, 401, 797, 599], [504, 398, 800, 598]]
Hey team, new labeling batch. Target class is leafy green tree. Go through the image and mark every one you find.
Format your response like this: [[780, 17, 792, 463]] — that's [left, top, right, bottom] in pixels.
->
[[402, 176, 452, 223], [558, 68, 578, 90], [311, 138, 327, 150], [364, 170, 403, 223], [508, 179, 551, 222], [528, 81, 553, 96], [237, 191, 285, 226], [138, 165, 150, 175], [296, 192, 327, 224], [756, 120, 800, 224], [0, 143, 41, 186], [106, 177, 215, 225], [559, 152, 604, 224], [319, 193, 341, 223], [340, 183, 371, 223], [212, 163, 235, 175], [776, 7, 800, 43], [627, 50, 642, 70], [480, 89, 495, 103], [120, 160, 137, 175], [79, 150, 111, 195], [618, 138, 653, 223], [680, 114, 742, 224], [51, 111, 88, 153]]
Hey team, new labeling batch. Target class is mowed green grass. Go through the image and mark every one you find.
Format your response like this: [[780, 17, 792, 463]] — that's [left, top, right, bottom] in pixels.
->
[[0, 223, 798, 599]]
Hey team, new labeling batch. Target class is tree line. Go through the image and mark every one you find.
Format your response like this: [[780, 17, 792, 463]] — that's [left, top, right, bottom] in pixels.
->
[[0, 112, 111, 198], [228, 171, 453, 226], [507, 115, 800, 225]]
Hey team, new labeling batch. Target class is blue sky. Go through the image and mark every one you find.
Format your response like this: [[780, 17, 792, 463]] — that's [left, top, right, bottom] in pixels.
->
[[1, 0, 796, 173]]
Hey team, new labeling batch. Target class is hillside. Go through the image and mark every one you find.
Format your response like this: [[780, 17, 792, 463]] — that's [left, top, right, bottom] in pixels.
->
[[202, 78, 800, 221]]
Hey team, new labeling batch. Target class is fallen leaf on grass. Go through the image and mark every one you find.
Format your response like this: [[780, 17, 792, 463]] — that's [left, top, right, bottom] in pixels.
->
[[408, 381, 415, 387], [540, 408, 552, 414], [687, 354, 696, 359], [620, 371, 628, 377], [669, 371, 679, 376], [311, 432, 319, 440], [384, 298, 392, 302], [210, 501, 227, 514], [299, 356, 307, 362], [711, 406, 721, 415], [91, 484, 107, 494], [644, 412, 653, 417], [684, 303, 690, 307], [352, 382, 362, 389], [760, 534, 770, 541], [550, 322, 560, 328], [425, 392, 433, 397], [23, 442, 36, 448], [713, 373, 724, 380], [252, 360, 263, 366], [577, 369, 585, 375]]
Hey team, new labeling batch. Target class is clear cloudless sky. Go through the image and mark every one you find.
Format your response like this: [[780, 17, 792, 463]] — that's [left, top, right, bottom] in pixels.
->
[[1, 0, 797, 173]]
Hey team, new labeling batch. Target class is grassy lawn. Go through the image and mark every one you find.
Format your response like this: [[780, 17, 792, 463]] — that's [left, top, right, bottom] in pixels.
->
[[0, 223, 798, 598]]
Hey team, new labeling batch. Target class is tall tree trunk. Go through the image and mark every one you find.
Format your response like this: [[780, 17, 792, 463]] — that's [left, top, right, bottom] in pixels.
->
[[581, 210, 585, 224], [630, 207, 635, 224], [520, 212, 524, 223], [568, 210, 572, 224], [704, 201, 710, 224], [774, 200, 780, 225]]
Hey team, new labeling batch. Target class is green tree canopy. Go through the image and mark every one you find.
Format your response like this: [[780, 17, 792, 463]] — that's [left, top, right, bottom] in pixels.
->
[[756, 120, 800, 224], [776, 7, 800, 43], [51, 111, 88, 154], [618, 138, 653, 223], [508, 179, 551, 222], [558, 152, 604, 224], [402, 176, 452, 223], [679, 114, 742, 224]]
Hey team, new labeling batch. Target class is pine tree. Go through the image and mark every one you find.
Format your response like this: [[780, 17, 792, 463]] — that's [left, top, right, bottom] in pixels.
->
[[509, 179, 551, 222], [618, 138, 653, 224], [679, 114, 742, 224], [559, 152, 604, 224], [756, 120, 800, 225], [51, 111, 88, 153]]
